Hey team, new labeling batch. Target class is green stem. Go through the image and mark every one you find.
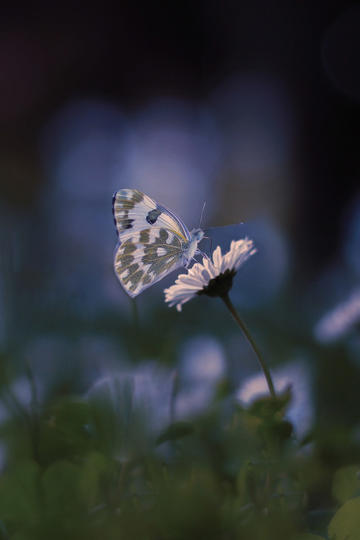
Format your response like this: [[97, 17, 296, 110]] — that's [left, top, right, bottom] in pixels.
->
[[221, 293, 276, 400]]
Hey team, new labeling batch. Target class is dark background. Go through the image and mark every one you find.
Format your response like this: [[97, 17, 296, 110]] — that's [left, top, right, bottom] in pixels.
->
[[0, 1, 359, 415], [1, 1, 359, 267], [0, 4, 360, 538]]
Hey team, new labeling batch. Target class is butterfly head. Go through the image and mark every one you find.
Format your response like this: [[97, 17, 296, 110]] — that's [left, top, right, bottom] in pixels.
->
[[182, 228, 205, 267], [190, 228, 205, 243]]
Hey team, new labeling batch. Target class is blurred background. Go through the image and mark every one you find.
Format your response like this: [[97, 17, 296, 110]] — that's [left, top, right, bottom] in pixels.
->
[[0, 0, 360, 515]]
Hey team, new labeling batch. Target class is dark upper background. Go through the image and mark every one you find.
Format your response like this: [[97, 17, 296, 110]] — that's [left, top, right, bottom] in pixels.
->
[[0, 1, 359, 346], [1, 2, 360, 253]]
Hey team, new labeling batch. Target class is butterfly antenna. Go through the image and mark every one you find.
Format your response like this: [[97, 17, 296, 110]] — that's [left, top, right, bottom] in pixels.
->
[[199, 200, 206, 229], [196, 249, 210, 262]]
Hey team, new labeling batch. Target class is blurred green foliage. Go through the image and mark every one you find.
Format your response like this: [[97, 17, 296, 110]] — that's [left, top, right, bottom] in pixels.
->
[[0, 294, 359, 539], [0, 376, 358, 539]]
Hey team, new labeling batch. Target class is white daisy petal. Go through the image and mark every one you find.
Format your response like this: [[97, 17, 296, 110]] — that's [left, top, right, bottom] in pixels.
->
[[178, 276, 203, 287], [164, 237, 256, 310], [212, 246, 222, 270], [201, 269, 212, 283]]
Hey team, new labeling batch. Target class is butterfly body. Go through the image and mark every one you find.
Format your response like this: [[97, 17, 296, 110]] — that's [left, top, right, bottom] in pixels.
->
[[113, 189, 204, 297], [182, 228, 204, 266]]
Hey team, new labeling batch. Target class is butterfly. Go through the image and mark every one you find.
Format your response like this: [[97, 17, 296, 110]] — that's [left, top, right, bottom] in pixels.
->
[[112, 189, 204, 297]]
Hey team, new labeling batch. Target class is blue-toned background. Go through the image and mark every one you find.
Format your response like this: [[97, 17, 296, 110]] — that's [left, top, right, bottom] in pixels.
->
[[0, 4, 360, 537]]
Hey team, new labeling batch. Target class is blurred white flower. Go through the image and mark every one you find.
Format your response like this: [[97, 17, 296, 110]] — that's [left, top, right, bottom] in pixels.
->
[[119, 98, 220, 225], [314, 288, 360, 343], [40, 99, 131, 312], [0, 376, 37, 429], [237, 361, 313, 437], [175, 386, 215, 419], [11, 377, 32, 408], [176, 335, 226, 418], [180, 335, 226, 384], [87, 362, 174, 458], [164, 238, 256, 311]]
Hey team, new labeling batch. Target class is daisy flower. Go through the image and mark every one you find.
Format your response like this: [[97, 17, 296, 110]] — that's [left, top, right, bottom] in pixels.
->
[[164, 238, 256, 311], [165, 237, 277, 400]]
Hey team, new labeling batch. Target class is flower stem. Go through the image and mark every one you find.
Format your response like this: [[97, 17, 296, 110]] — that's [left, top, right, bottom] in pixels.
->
[[221, 293, 276, 400]]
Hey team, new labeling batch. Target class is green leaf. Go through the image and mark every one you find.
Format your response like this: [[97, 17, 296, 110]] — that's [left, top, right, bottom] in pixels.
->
[[328, 496, 360, 540], [332, 465, 360, 504], [40, 399, 93, 462], [156, 421, 194, 445], [11, 531, 30, 540], [0, 460, 40, 524], [247, 388, 292, 419], [236, 463, 249, 505], [214, 378, 232, 400], [79, 451, 108, 507], [42, 460, 82, 514]]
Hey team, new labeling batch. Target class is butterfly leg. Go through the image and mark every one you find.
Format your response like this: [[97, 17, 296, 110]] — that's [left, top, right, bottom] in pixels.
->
[[196, 249, 211, 262]]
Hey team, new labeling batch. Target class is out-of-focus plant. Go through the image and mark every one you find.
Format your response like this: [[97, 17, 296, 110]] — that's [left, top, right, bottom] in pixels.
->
[[0, 239, 359, 540]]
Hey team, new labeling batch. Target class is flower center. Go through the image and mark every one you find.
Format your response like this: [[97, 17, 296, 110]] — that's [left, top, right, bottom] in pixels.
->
[[197, 268, 236, 298]]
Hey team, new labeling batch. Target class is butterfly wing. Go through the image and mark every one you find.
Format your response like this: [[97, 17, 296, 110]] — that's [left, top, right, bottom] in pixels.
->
[[112, 189, 190, 243], [114, 227, 185, 297]]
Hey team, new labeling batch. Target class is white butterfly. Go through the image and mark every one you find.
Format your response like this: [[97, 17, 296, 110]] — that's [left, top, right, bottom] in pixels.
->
[[112, 189, 204, 297]]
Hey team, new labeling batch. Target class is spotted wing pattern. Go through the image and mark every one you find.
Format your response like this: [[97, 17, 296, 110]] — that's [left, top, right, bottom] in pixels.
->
[[114, 227, 185, 297], [112, 189, 190, 243]]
